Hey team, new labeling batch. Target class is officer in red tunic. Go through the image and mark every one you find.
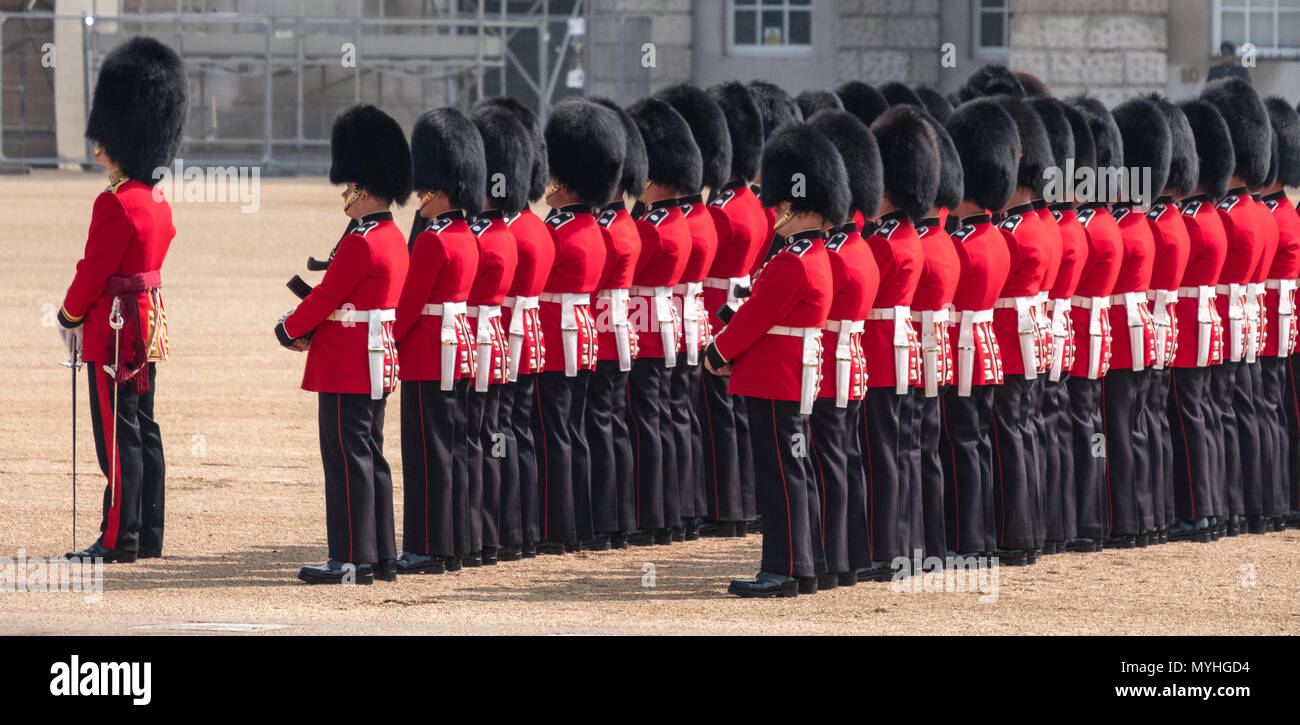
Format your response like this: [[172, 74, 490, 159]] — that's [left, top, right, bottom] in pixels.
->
[[1202, 79, 1275, 538], [467, 105, 528, 565], [1106, 99, 1168, 548], [699, 82, 768, 537], [58, 38, 186, 563], [805, 109, 882, 589], [1168, 101, 1233, 542], [534, 99, 619, 554], [276, 105, 412, 584], [858, 106, 937, 579], [476, 96, 554, 560], [745, 81, 804, 280], [706, 122, 842, 598], [586, 97, 646, 550], [939, 99, 1017, 557], [625, 98, 697, 546]]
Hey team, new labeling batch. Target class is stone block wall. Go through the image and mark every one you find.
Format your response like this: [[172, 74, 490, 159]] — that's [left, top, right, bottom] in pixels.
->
[[835, 0, 943, 85]]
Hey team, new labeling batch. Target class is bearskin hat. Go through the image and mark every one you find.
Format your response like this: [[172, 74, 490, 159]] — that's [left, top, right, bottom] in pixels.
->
[[946, 99, 1021, 212], [545, 98, 626, 207], [331, 104, 413, 206], [870, 105, 941, 222], [656, 84, 734, 192], [709, 81, 764, 182], [86, 36, 188, 186], [880, 81, 924, 109], [1145, 95, 1199, 198], [954, 64, 1025, 104], [1069, 96, 1124, 170], [835, 80, 889, 127], [1112, 98, 1172, 202], [1201, 78, 1274, 188], [807, 109, 883, 219], [914, 86, 954, 123], [1027, 97, 1076, 177], [1179, 100, 1236, 201], [627, 97, 702, 195], [475, 96, 548, 202], [1061, 103, 1097, 174], [921, 113, 965, 211], [1264, 97, 1300, 189], [471, 104, 532, 214], [410, 107, 483, 213], [995, 95, 1053, 194], [1264, 130, 1281, 189], [590, 96, 648, 197], [759, 123, 850, 225], [1015, 71, 1051, 98], [747, 80, 804, 139], [796, 89, 844, 120]]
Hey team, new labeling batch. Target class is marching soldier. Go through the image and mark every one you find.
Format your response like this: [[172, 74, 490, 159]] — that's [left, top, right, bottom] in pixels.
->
[[59, 37, 187, 563], [534, 99, 620, 553], [706, 121, 843, 598], [467, 105, 528, 565], [745, 81, 805, 278], [939, 98, 1017, 557], [587, 96, 646, 550], [805, 108, 883, 589], [624, 97, 697, 545], [698, 81, 769, 538], [1168, 100, 1233, 542], [276, 105, 412, 584], [389, 108, 483, 575]]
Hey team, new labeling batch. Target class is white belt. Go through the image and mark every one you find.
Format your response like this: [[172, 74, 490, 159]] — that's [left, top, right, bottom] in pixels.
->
[[911, 308, 951, 397], [867, 305, 914, 394], [1179, 286, 1218, 367], [423, 301, 468, 391], [674, 281, 706, 366], [768, 326, 823, 415], [539, 292, 591, 377], [1267, 278, 1298, 357], [632, 285, 679, 368], [1216, 283, 1247, 362], [468, 304, 503, 392], [1070, 295, 1111, 379], [1146, 290, 1177, 369], [1110, 291, 1150, 372], [956, 309, 994, 396], [1243, 283, 1263, 363], [504, 295, 540, 382], [994, 295, 1040, 380], [704, 275, 751, 313], [327, 308, 396, 400], [825, 319, 865, 407], [1048, 298, 1072, 381], [597, 288, 633, 372]]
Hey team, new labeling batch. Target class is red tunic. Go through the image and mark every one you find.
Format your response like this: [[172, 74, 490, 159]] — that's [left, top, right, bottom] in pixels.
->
[[540, 205, 606, 373], [863, 213, 924, 389], [1068, 205, 1124, 378], [1216, 191, 1266, 362], [746, 183, 780, 277], [1145, 198, 1192, 368], [947, 215, 1011, 388], [503, 208, 556, 377], [391, 211, 477, 383], [287, 212, 411, 394], [912, 217, 961, 390], [1048, 205, 1089, 376], [1107, 205, 1157, 370], [1248, 195, 1281, 358], [593, 203, 642, 362], [817, 222, 879, 401], [678, 196, 721, 355], [1034, 203, 1065, 303], [704, 183, 771, 333], [1263, 191, 1300, 357], [1171, 197, 1228, 368], [712, 229, 833, 401], [467, 212, 519, 386], [629, 201, 691, 360], [992, 203, 1049, 377]]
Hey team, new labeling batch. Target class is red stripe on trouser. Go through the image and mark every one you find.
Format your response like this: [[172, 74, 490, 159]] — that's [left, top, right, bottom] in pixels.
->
[[95, 370, 123, 549], [771, 401, 794, 576], [338, 394, 353, 562]]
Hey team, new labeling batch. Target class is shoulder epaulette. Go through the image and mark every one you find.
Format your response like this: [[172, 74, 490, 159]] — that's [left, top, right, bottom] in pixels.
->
[[825, 232, 848, 251], [353, 220, 380, 236], [1181, 201, 1200, 216], [470, 218, 491, 237], [999, 215, 1023, 233], [787, 238, 815, 257], [1266, 199, 1280, 212], [597, 209, 618, 228], [1111, 207, 1131, 223], [546, 211, 575, 230], [1076, 208, 1097, 226], [875, 219, 900, 239], [681, 202, 694, 216], [643, 208, 669, 227], [504, 211, 521, 226], [951, 224, 976, 242], [917, 225, 932, 238], [1051, 209, 1063, 222], [711, 189, 736, 208], [1218, 195, 1240, 212], [1146, 204, 1167, 221], [427, 217, 452, 234]]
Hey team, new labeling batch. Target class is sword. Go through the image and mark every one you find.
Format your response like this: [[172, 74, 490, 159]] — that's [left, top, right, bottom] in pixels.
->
[[104, 297, 125, 510], [60, 350, 83, 552]]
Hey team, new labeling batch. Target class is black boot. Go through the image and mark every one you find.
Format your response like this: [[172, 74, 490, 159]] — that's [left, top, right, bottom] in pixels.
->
[[64, 539, 137, 564], [298, 560, 374, 585], [728, 572, 798, 598]]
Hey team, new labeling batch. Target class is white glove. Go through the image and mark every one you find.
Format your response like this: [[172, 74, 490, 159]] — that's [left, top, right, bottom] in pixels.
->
[[58, 324, 83, 360]]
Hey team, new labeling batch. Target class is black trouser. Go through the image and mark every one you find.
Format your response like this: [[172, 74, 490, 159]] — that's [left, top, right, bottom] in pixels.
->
[[466, 386, 502, 554], [88, 363, 164, 553], [862, 387, 904, 562], [1286, 353, 1300, 513], [700, 361, 743, 522], [447, 379, 472, 555], [571, 371, 594, 543], [668, 353, 702, 526], [992, 374, 1037, 550], [940, 385, 997, 554], [1042, 374, 1075, 543], [1103, 368, 1152, 535], [498, 380, 522, 549], [1211, 363, 1241, 520], [509, 374, 540, 548], [586, 360, 634, 535], [400, 380, 460, 557], [1067, 376, 1106, 540], [1232, 361, 1263, 517], [1170, 367, 1215, 521], [810, 399, 851, 575], [532, 370, 588, 544], [735, 396, 758, 522], [747, 397, 822, 578], [1255, 358, 1287, 518], [1026, 376, 1047, 548], [898, 390, 924, 558], [841, 400, 872, 570], [629, 357, 669, 531], [916, 389, 947, 557], [1146, 367, 1173, 530], [317, 389, 395, 565]]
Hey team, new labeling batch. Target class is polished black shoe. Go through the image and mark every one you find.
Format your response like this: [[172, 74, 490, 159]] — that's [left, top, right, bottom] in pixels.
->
[[137, 546, 162, 559], [1044, 540, 1063, 555], [374, 559, 398, 582], [745, 519, 763, 535], [816, 572, 839, 591], [563, 542, 579, 553], [395, 551, 445, 575], [1288, 511, 1300, 527], [627, 531, 656, 547], [521, 543, 538, 558], [856, 562, 894, 582], [728, 572, 798, 598], [1105, 535, 1136, 549], [583, 535, 611, 552], [1272, 517, 1287, 532], [1135, 533, 1150, 548], [481, 547, 499, 565], [669, 527, 686, 542], [444, 555, 463, 572], [1227, 517, 1241, 536], [1156, 529, 1168, 545], [461, 552, 484, 567], [699, 521, 742, 537], [537, 541, 566, 556], [1065, 538, 1100, 553], [1025, 549, 1040, 565], [609, 533, 630, 549], [298, 560, 373, 585], [497, 546, 523, 562], [684, 519, 701, 541], [837, 571, 857, 587], [797, 576, 818, 595], [653, 528, 673, 546], [1215, 521, 1226, 540], [1247, 515, 1267, 534], [993, 549, 1030, 566], [64, 540, 137, 564]]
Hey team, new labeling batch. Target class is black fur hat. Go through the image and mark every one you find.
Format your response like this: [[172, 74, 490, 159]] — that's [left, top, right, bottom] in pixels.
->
[[656, 84, 733, 192], [1146, 95, 1199, 197], [946, 99, 1021, 212], [475, 96, 548, 202], [1015, 71, 1051, 98], [86, 36, 188, 186], [410, 107, 483, 213], [1061, 103, 1098, 173], [880, 81, 924, 109], [1264, 130, 1281, 189], [332, 104, 414, 206], [955, 64, 1025, 104], [1112, 98, 1172, 202], [995, 95, 1054, 194], [1179, 100, 1235, 201], [835, 80, 890, 127], [1264, 96, 1300, 189], [796, 89, 844, 120], [759, 123, 850, 225], [747, 80, 804, 139], [870, 105, 941, 222], [627, 97, 702, 195], [709, 81, 764, 182], [1069, 96, 1124, 169], [921, 113, 964, 211], [545, 98, 626, 207], [590, 96, 648, 197], [807, 110, 883, 219], [914, 86, 954, 123], [471, 104, 532, 214], [1200, 78, 1274, 188], [1027, 97, 1076, 175]]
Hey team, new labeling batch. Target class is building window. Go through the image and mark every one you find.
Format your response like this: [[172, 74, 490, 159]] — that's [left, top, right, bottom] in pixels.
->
[[728, 0, 813, 55], [974, 0, 1010, 57], [1215, 0, 1300, 57]]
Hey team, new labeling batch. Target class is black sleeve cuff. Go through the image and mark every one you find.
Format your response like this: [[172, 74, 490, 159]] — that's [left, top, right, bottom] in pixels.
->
[[275, 319, 298, 348], [58, 307, 84, 329], [705, 343, 728, 370]]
